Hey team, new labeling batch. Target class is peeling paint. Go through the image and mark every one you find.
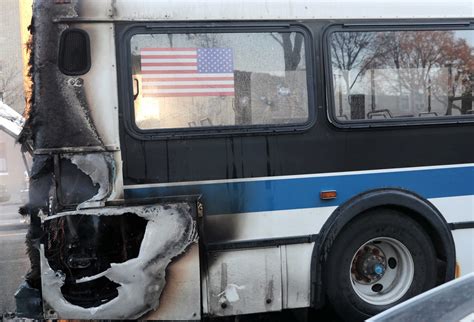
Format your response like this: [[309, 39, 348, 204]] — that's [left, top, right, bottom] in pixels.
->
[[41, 203, 198, 319], [63, 153, 114, 209], [217, 284, 245, 304]]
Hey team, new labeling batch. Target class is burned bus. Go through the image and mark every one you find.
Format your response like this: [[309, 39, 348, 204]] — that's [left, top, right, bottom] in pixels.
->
[[16, 0, 474, 320]]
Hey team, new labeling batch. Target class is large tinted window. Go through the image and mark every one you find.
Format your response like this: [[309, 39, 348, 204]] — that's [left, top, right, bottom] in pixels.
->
[[330, 29, 473, 122], [130, 32, 309, 130]]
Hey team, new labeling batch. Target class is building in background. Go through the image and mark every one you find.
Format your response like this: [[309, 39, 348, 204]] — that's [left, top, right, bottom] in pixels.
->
[[0, 0, 28, 203], [0, 0, 24, 113]]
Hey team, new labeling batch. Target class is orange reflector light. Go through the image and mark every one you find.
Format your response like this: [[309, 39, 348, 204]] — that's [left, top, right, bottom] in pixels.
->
[[320, 190, 337, 200], [455, 262, 461, 278]]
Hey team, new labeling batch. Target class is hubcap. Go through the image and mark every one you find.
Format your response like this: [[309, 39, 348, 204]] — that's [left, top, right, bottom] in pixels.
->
[[349, 237, 414, 305]]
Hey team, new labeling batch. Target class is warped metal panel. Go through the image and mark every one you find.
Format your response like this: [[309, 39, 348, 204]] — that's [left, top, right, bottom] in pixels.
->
[[207, 248, 282, 316]]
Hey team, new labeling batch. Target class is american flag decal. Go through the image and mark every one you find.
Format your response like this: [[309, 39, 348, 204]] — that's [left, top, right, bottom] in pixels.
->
[[140, 48, 235, 97]]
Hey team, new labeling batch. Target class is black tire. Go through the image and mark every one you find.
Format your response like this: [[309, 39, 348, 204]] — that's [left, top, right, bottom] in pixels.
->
[[324, 208, 438, 322]]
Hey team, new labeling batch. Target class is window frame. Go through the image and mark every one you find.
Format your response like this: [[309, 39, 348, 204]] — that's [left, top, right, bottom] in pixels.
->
[[324, 21, 474, 129], [117, 22, 316, 140]]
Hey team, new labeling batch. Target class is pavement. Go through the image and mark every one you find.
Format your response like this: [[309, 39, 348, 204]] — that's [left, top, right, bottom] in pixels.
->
[[0, 202, 29, 315]]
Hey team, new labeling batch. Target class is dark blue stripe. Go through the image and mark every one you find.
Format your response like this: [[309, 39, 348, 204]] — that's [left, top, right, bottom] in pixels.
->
[[125, 166, 474, 215]]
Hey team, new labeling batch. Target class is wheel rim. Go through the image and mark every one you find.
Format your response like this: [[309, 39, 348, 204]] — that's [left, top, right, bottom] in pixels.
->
[[349, 237, 414, 306]]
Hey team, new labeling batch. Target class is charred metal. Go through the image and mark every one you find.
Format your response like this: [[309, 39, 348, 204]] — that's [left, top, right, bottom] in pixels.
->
[[16, 1, 199, 319], [18, 0, 112, 288], [20, 0, 102, 149], [41, 203, 197, 319], [43, 213, 146, 308]]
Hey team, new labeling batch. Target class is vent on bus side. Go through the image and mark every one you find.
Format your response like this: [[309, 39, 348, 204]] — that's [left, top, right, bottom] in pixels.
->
[[58, 28, 91, 75]]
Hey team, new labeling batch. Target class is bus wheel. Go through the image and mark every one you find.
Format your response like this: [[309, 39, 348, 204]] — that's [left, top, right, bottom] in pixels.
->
[[324, 209, 437, 321]]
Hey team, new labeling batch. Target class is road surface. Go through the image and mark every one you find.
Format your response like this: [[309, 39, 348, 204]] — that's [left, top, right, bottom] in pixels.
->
[[0, 202, 29, 315]]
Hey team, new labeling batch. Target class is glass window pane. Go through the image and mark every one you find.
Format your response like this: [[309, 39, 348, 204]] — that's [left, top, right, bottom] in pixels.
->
[[130, 32, 309, 130], [330, 30, 473, 121]]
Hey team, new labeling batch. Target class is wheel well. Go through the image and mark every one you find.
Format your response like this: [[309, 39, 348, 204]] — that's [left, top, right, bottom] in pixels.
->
[[385, 205, 448, 276], [310, 188, 456, 308]]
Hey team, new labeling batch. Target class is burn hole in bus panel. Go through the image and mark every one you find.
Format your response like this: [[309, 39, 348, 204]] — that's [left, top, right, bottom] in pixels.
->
[[40, 202, 198, 319], [43, 213, 147, 307], [58, 157, 99, 206]]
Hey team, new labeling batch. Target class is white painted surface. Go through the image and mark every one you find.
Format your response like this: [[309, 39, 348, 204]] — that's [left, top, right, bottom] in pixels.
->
[[204, 206, 336, 243], [144, 244, 201, 320], [78, 23, 120, 149], [431, 195, 474, 275], [76, 22, 124, 199], [430, 195, 474, 223], [284, 243, 314, 309], [206, 248, 283, 316], [452, 229, 474, 277], [73, 0, 473, 20]]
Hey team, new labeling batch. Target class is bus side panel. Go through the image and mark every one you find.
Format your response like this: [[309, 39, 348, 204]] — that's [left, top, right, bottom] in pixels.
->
[[431, 195, 474, 274]]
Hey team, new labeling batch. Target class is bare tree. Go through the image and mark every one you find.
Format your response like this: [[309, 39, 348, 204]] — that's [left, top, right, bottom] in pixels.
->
[[330, 32, 379, 94], [369, 31, 472, 114], [0, 60, 24, 113], [271, 33, 304, 71]]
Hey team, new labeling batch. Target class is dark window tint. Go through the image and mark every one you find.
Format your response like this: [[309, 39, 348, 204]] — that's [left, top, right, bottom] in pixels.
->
[[330, 29, 473, 122], [59, 29, 91, 75]]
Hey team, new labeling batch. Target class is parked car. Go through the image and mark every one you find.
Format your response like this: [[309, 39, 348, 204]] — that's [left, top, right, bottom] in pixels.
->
[[367, 273, 474, 322]]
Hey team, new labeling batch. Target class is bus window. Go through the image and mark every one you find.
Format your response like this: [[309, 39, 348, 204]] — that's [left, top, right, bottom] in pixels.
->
[[329, 29, 473, 122], [129, 32, 309, 130]]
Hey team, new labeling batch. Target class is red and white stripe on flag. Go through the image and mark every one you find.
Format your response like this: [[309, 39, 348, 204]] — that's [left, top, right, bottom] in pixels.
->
[[140, 48, 235, 97]]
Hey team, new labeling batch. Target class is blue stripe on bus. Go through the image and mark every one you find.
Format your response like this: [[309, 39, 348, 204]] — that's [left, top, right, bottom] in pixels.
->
[[124, 166, 474, 216]]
